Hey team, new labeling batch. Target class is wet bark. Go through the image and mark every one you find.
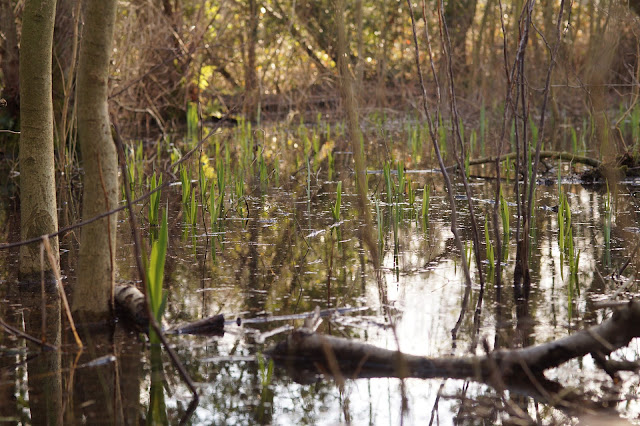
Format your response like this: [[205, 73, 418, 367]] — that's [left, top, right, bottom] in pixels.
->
[[74, 0, 119, 321], [18, 0, 60, 279]]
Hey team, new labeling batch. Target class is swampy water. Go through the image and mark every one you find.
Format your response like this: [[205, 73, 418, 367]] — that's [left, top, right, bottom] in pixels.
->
[[2, 121, 640, 425]]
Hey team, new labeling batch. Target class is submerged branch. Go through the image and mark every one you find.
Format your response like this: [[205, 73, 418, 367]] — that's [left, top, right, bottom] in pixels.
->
[[267, 300, 640, 383], [449, 150, 602, 172]]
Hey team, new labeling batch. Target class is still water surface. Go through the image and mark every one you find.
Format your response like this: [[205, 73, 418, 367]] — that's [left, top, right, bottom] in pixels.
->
[[2, 135, 640, 424]]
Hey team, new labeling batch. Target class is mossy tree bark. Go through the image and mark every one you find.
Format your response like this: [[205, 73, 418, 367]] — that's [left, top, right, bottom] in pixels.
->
[[18, 0, 59, 280], [74, 0, 119, 321]]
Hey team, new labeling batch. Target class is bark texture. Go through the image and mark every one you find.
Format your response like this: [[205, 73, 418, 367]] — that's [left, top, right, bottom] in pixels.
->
[[18, 0, 59, 278], [74, 0, 119, 320]]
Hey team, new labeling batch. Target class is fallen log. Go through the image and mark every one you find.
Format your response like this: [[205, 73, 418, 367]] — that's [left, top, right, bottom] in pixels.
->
[[266, 300, 640, 383], [114, 283, 226, 335], [449, 151, 602, 172]]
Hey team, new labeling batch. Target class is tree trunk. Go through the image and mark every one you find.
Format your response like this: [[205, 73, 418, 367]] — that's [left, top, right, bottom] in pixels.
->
[[74, 0, 119, 321], [18, 0, 59, 279], [244, 0, 259, 123], [444, 0, 478, 77]]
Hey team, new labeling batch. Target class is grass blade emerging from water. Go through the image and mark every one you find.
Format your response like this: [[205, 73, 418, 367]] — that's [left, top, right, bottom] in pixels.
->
[[148, 207, 168, 343]]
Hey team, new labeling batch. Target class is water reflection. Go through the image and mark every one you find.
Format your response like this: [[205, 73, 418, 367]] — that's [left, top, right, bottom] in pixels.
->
[[2, 173, 640, 423]]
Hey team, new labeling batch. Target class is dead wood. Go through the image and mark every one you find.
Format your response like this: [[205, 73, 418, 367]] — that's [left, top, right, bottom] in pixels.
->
[[166, 314, 225, 336], [460, 150, 640, 181], [456, 150, 602, 172], [114, 283, 226, 335], [114, 284, 148, 330], [266, 300, 640, 384]]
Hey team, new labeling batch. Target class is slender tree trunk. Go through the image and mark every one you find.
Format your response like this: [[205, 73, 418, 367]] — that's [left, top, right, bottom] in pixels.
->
[[74, 0, 119, 320], [444, 0, 478, 77], [244, 0, 259, 123], [19, 0, 59, 279]]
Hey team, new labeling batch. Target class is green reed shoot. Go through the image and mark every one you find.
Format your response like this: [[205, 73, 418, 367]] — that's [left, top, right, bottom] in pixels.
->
[[148, 172, 162, 227], [259, 150, 268, 191], [331, 181, 342, 223], [376, 198, 384, 254], [557, 199, 565, 279], [210, 180, 224, 232], [124, 141, 144, 197], [312, 130, 320, 158], [570, 127, 578, 154], [421, 183, 430, 227], [465, 130, 476, 179], [234, 172, 245, 201], [331, 181, 343, 244], [604, 180, 612, 267], [187, 102, 198, 145], [210, 178, 224, 261], [383, 161, 393, 204], [180, 165, 191, 207], [327, 148, 334, 182], [485, 215, 494, 272], [499, 186, 509, 240], [393, 200, 400, 280], [186, 190, 197, 237], [406, 178, 415, 209], [268, 157, 277, 190], [396, 161, 405, 202], [257, 352, 274, 388], [198, 155, 209, 205], [147, 207, 168, 343]]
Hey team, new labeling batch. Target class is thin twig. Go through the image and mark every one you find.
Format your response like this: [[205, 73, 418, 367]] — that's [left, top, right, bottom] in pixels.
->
[[42, 236, 83, 348], [0, 317, 58, 351]]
